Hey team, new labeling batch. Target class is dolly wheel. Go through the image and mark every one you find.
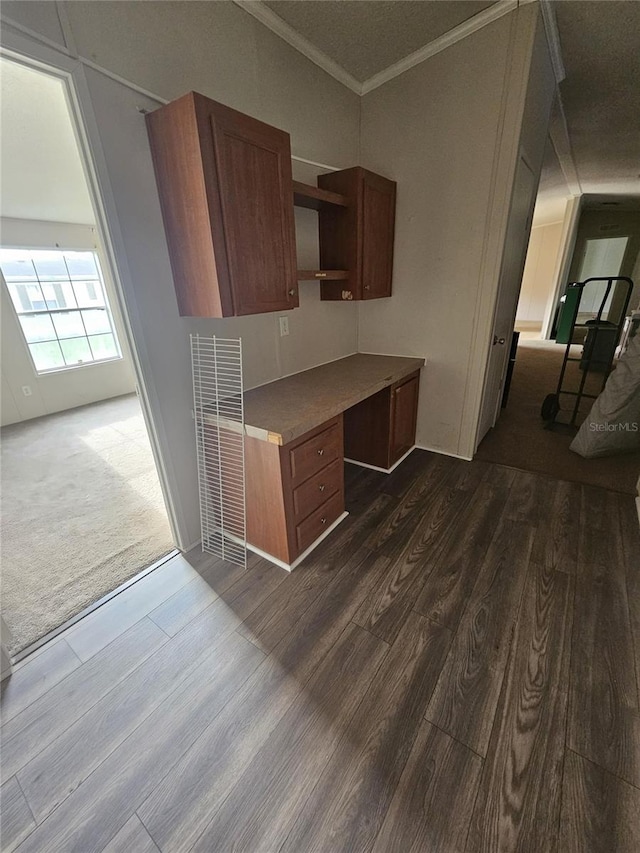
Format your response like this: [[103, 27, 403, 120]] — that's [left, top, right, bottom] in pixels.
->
[[541, 393, 560, 421]]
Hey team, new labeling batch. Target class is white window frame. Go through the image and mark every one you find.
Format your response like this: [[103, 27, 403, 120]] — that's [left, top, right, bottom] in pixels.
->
[[1, 247, 124, 375]]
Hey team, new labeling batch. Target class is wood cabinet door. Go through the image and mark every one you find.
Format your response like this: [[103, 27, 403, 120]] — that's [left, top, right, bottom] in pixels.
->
[[390, 374, 419, 464], [318, 167, 395, 301], [209, 102, 298, 315], [361, 170, 396, 300]]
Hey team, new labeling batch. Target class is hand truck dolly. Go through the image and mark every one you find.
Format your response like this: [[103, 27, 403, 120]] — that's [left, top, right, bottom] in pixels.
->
[[541, 276, 634, 428]]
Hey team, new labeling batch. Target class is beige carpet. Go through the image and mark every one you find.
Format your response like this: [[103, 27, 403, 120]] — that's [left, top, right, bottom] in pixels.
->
[[1, 394, 174, 654], [476, 338, 640, 494]]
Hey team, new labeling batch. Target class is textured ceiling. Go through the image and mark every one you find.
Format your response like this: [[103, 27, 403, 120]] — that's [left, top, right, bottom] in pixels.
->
[[258, 0, 639, 201], [0, 59, 95, 224], [555, 0, 640, 195], [263, 0, 496, 82]]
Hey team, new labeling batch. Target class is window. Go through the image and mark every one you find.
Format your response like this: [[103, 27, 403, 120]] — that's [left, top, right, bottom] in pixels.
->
[[0, 249, 122, 373]]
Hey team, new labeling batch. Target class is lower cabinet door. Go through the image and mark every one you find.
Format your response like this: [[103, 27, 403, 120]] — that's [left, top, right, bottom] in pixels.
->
[[390, 374, 419, 464]]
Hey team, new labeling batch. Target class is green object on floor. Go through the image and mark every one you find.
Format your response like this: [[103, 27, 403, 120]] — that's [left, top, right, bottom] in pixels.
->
[[556, 284, 582, 344]]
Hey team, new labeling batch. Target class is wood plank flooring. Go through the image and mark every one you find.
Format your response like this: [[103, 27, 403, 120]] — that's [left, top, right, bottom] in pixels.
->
[[1, 450, 638, 852]]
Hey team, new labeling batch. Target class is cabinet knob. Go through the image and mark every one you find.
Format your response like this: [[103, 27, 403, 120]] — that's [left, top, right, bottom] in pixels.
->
[[364, 285, 370, 291], [288, 289, 296, 297], [317, 448, 324, 456], [319, 484, 326, 492], [321, 517, 327, 525]]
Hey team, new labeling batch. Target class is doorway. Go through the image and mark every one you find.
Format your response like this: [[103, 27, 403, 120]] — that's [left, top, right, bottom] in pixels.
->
[[475, 153, 537, 446], [475, 198, 640, 493], [0, 57, 175, 657]]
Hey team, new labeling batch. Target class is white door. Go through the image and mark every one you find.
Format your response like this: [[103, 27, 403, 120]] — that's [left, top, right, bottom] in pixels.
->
[[476, 154, 538, 446]]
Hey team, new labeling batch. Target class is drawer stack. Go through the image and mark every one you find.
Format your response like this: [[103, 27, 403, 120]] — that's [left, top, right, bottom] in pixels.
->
[[245, 415, 345, 568], [287, 419, 344, 554]]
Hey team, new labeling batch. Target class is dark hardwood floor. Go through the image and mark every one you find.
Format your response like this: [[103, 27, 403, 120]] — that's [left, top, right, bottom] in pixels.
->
[[1, 450, 639, 852]]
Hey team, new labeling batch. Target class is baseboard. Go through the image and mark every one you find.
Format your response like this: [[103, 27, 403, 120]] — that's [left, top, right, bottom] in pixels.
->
[[515, 321, 543, 332], [344, 446, 416, 474], [415, 444, 473, 462], [247, 511, 349, 572], [1, 647, 12, 682]]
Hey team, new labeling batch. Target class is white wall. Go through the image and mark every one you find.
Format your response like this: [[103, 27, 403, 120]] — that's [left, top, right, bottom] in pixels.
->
[[1, 218, 136, 426], [1, 615, 14, 679], [516, 220, 564, 329], [0, 58, 95, 224], [357, 6, 542, 457], [0, 1, 548, 541], [1, 1, 66, 46], [567, 207, 640, 325], [61, 0, 362, 391], [0, 49, 138, 426], [0, 1, 361, 547]]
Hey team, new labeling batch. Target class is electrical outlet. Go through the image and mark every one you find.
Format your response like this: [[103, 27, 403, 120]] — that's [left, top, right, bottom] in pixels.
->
[[21, 385, 32, 397], [279, 316, 289, 337]]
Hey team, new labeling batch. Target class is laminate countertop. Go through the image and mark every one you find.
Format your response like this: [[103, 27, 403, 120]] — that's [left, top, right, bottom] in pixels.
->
[[243, 353, 425, 445]]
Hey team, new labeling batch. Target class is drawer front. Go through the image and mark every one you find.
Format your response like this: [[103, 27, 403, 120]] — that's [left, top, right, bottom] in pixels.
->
[[295, 490, 344, 554], [292, 458, 343, 522], [288, 422, 341, 486]]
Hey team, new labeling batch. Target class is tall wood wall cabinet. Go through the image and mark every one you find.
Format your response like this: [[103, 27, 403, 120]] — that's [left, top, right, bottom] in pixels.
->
[[316, 167, 396, 301], [146, 92, 298, 317]]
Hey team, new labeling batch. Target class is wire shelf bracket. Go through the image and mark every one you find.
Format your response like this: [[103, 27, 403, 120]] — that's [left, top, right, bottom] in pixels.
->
[[191, 334, 246, 567]]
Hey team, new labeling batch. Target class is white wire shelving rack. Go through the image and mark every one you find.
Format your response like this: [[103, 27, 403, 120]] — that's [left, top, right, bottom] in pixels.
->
[[191, 334, 246, 567]]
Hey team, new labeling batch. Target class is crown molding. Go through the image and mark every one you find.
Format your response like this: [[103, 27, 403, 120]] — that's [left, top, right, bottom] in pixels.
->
[[232, 0, 363, 94], [234, 0, 525, 97], [361, 0, 518, 94], [539, 0, 566, 83]]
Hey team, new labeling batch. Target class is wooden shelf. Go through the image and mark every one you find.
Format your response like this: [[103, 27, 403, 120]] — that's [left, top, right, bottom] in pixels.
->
[[293, 181, 348, 211], [297, 270, 348, 281]]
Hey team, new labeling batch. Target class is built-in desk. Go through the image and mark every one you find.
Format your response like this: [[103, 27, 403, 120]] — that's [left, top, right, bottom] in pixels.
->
[[243, 353, 424, 570], [244, 353, 424, 444]]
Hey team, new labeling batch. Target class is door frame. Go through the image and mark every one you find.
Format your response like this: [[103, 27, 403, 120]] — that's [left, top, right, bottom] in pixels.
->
[[0, 29, 186, 549], [474, 151, 538, 448], [541, 194, 582, 339]]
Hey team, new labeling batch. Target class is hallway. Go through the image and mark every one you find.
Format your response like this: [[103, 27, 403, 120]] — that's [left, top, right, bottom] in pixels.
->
[[476, 337, 640, 494]]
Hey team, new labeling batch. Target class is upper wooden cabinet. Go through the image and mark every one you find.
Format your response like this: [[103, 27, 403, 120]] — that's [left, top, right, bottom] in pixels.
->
[[316, 167, 396, 301], [146, 92, 298, 317]]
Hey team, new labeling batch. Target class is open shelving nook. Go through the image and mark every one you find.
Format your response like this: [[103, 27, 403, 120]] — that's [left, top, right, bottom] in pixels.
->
[[292, 181, 347, 211], [293, 181, 349, 284], [293, 168, 396, 301]]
